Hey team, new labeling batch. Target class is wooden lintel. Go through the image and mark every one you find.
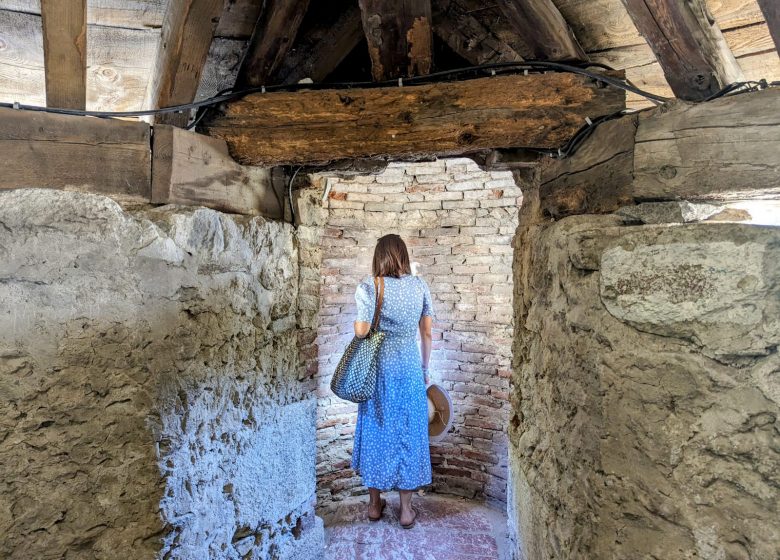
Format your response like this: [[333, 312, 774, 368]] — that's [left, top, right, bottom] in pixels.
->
[[496, 0, 586, 61], [621, 0, 744, 101], [152, 125, 282, 217], [756, 0, 780, 55], [146, 0, 224, 127], [0, 107, 151, 199], [40, 0, 87, 110], [235, 0, 311, 88], [358, 0, 434, 80], [201, 72, 626, 166]]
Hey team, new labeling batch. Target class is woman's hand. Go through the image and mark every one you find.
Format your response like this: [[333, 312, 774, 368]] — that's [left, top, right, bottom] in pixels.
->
[[422, 366, 429, 386]]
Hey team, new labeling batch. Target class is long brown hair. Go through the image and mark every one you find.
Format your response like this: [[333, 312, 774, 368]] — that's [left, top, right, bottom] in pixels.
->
[[372, 234, 411, 278]]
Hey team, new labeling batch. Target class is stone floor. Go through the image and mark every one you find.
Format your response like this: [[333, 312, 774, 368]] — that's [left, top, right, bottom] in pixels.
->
[[323, 493, 509, 560]]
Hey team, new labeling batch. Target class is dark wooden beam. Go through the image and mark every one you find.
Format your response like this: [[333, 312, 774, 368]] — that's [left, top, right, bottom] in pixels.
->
[[235, 0, 311, 88], [621, 0, 744, 101], [271, 3, 364, 84], [432, 0, 522, 65], [40, 0, 87, 109], [201, 72, 626, 166], [756, 0, 780, 54], [0, 107, 151, 199], [146, 0, 224, 127], [496, 0, 586, 61], [358, 0, 434, 80]]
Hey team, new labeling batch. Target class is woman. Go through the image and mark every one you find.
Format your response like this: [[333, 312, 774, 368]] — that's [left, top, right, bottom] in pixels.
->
[[351, 234, 434, 529]]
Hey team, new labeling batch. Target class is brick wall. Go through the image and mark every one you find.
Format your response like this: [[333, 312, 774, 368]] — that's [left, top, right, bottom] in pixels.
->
[[298, 158, 521, 512]]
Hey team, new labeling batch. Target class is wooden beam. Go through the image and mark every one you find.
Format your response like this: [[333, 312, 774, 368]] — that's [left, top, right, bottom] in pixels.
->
[[201, 72, 626, 166], [0, 107, 151, 199], [620, 0, 744, 101], [495, 0, 586, 61], [152, 126, 281, 217], [235, 0, 311, 88], [756, 0, 780, 54], [432, 0, 522, 65], [40, 0, 87, 109], [358, 0, 434, 80], [146, 0, 224, 127], [271, 3, 364, 84], [633, 88, 780, 200]]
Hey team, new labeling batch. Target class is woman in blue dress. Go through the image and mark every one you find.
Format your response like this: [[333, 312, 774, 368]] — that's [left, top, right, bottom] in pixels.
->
[[351, 234, 434, 529]]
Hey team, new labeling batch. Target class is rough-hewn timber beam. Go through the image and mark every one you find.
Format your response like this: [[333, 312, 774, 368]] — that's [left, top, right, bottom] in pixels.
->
[[620, 0, 744, 101], [201, 72, 626, 166], [432, 0, 522, 65], [146, 0, 224, 127], [271, 3, 364, 85], [496, 0, 586, 61], [40, 0, 87, 109], [358, 0, 434, 80], [756, 0, 780, 54], [0, 107, 151, 199], [0, 107, 281, 216], [235, 0, 311, 88]]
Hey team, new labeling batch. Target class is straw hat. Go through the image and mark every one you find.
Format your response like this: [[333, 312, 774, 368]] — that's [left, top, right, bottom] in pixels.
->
[[426, 383, 453, 442]]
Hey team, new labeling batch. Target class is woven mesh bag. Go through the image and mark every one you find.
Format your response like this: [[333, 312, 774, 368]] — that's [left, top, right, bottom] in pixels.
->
[[330, 277, 386, 403]]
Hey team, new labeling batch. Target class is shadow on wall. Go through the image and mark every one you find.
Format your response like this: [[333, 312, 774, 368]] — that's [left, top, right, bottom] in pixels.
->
[[297, 158, 526, 513], [0, 189, 324, 559]]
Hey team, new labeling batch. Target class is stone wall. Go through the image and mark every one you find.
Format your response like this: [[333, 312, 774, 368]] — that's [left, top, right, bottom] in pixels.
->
[[508, 98, 780, 560], [0, 190, 323, 559], [298, 158, 521, 511]]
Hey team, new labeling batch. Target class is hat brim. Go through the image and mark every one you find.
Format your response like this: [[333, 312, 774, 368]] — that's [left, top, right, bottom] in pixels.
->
[[427, 383, 453, 442]]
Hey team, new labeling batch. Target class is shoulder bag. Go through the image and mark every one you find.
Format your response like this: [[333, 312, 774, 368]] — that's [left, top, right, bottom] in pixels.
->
[[330, 277, 386, 403]]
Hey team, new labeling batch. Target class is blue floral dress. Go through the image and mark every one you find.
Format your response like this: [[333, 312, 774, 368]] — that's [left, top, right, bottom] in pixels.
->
[[350, 274, 435, 491]]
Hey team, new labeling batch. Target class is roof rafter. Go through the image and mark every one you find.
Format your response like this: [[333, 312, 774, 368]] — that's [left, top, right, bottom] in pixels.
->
[[271, 3, 365, 85], [235, 0, 311, 88], [620, 0, 744, 101], [756, 0, 780, 55], [358, 0, 434, 80], [146, 0, 224, 127], [495, 0, 586, 61], [432, 0, 523, 65], [40, 0, 87, 109]]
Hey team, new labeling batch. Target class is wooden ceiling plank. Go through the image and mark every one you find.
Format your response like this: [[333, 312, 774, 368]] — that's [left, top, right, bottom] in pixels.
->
[[146, 0, 224, 127], [755, 0, 780, 54], [432, 0, 523, 65], [235, 0, 311, 88], [621, 0, 745, 100], [358, 0, 434, 80], [271, 4, 364, 85], [201, 72, 626, 166], [40, 0, 87, 110], [495, 0, 586, 61]]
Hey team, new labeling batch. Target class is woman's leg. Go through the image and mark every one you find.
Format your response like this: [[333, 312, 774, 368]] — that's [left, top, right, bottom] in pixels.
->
[[398, 490, 417, 526], [368, 487, 383, 518]]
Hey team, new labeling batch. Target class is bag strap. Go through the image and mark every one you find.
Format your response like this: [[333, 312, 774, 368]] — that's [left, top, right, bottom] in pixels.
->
[[370, 276, 384, 331]]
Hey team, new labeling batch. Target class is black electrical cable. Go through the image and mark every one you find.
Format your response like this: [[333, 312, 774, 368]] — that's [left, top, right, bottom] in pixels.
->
[[288, 166, 301, 226]]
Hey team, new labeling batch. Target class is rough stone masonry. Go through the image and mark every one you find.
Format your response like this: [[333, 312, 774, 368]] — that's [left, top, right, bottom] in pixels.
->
[[298, 158, 521, 511], [0, 189, 323, 560]]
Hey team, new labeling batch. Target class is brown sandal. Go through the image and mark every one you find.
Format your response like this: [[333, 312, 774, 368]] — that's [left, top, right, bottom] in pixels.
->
[[368, 498, 386, 522], [400, 507, 417, 529]]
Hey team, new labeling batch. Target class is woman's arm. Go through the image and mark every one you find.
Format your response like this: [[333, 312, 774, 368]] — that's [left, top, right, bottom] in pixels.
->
[[354, 321, 371, 338], [419, 316, 433, 384]]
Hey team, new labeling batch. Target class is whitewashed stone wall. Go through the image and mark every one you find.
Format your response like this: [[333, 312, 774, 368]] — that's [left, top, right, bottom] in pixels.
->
[[298, 158, 521, 511], [0, 190, 323, 559]]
